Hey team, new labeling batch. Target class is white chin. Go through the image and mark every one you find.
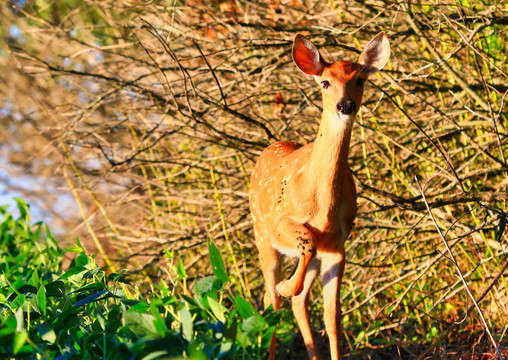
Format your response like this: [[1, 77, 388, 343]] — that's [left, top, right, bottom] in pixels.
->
[[337, 113, 355, 122]]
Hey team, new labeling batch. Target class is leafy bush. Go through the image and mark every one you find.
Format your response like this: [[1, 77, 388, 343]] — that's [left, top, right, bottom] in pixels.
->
[[0, 199, 278, 359]]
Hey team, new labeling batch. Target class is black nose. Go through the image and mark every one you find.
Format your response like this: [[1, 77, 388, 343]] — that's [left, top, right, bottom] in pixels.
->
[[337, 99, 356, 115]]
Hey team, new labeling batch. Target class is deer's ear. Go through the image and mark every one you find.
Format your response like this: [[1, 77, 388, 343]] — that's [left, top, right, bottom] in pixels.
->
[[358, 32, 390, 74], [292, 34, 326, 76]]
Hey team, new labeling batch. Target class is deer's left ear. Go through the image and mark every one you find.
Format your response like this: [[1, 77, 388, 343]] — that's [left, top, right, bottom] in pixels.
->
[[358, 32, 391, 74]]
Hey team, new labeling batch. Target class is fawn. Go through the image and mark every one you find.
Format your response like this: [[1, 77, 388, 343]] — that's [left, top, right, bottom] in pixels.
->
[[248, 32, 390, 360]]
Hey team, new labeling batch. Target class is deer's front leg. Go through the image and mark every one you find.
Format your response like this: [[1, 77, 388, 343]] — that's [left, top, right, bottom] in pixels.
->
[[321, 249, 346, 360], [272, 217, 317, 298]]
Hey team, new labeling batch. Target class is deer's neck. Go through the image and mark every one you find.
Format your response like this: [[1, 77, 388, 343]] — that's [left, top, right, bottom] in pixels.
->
[[304, 112, 353, 209]]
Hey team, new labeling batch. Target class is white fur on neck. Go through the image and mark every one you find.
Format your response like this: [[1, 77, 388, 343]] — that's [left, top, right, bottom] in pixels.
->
[[323, 109, 355, 134]]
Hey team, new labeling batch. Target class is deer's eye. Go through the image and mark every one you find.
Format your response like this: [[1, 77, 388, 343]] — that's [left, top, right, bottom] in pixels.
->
[[321, 80, 330, 89]]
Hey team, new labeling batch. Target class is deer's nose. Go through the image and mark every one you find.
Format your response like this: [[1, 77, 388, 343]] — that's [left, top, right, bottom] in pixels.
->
[[337, 99, 356, 115]]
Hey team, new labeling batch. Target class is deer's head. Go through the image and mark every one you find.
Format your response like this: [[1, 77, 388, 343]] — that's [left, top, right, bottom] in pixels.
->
[[292, 32, 390, 124]]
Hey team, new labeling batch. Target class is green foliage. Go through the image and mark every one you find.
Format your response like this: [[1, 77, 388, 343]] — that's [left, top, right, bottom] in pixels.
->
[[0, 200, 278, 359]]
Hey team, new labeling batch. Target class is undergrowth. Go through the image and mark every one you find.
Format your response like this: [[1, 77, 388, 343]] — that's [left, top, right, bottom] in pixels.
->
[[0, 199, 280, 359]]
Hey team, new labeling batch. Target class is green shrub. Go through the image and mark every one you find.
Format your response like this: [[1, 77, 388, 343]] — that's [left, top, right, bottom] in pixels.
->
[[0, 199, 278, 359]]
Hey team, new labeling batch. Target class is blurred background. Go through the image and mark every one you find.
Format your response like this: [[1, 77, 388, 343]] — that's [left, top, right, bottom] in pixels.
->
[[0, 0, 507, 357]]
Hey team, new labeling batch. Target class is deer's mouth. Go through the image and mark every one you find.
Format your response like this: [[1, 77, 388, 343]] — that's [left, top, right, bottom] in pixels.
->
[[336, 112, 356, 122]]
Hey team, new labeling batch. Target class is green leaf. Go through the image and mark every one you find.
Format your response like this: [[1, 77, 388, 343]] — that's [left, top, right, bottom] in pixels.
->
[[208, 238, 228, 283], [126, 301, 149, 312], [69, 282, 106, 293], [224, 311, 238, 343], [37, 286, 47, 317], [176, 257, 186, 279], [7, 284, 36, 302], [241, 315, 266, 334], [355, 330, 366, 345], [45, 281, 65, 297], [150, 302, 168, 336], [59, 266, 87, 280], [123, 311, 158, 337], [234, 295, 257, 319], [195, 276, 217, 295], [261, 325, 275, 349], [164, 248, 174, 260], [46, 225, 60, 252], [63, 239, 85, 253], [11, 280, 27, 292], [73, 289, 112, 307], [108, 271, 130, 283], [2, 315, 17, 330], [180, 306, 193, 342], [106, 305, 122, 334], [52, 306, 81, 329], [217, 341, 233, 359], [13, 331, 28, 354], [75, 252, 90, 267], [33, 222, 42, 242], [95, 308, 106, 330], [36, 324, 56, 344], [0, 326, 15, 337], [11, 294, 26, 309], [188, 341, 208, 360], [82, 267, 102, 280], [208, 297, 227, 323], [14, 198, 29, 221], [31, 268, 40, 288], [141, 351, 169, 360]]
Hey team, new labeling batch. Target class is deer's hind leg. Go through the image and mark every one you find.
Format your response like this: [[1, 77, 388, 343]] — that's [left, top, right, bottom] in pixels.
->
[[272, 217, 317, 298], [257, 239, 284, 311]]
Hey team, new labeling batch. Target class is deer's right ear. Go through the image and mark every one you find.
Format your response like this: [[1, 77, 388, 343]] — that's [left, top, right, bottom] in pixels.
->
[[292, 34, 326, 76]]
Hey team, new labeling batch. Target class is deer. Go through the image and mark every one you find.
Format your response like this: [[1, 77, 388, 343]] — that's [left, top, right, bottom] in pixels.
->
[[248, 32, 390, 360]]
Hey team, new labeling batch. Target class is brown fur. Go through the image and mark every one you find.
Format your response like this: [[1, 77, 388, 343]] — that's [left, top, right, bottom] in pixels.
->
[[249, 32, 390, 360]]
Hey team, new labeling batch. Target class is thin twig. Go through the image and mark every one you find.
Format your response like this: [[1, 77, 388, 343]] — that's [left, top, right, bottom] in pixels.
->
[[416, 176, 504, 360]]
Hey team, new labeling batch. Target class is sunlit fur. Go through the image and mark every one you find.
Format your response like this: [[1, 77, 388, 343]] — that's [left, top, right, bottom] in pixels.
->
[[249, 32, 390, 360]]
